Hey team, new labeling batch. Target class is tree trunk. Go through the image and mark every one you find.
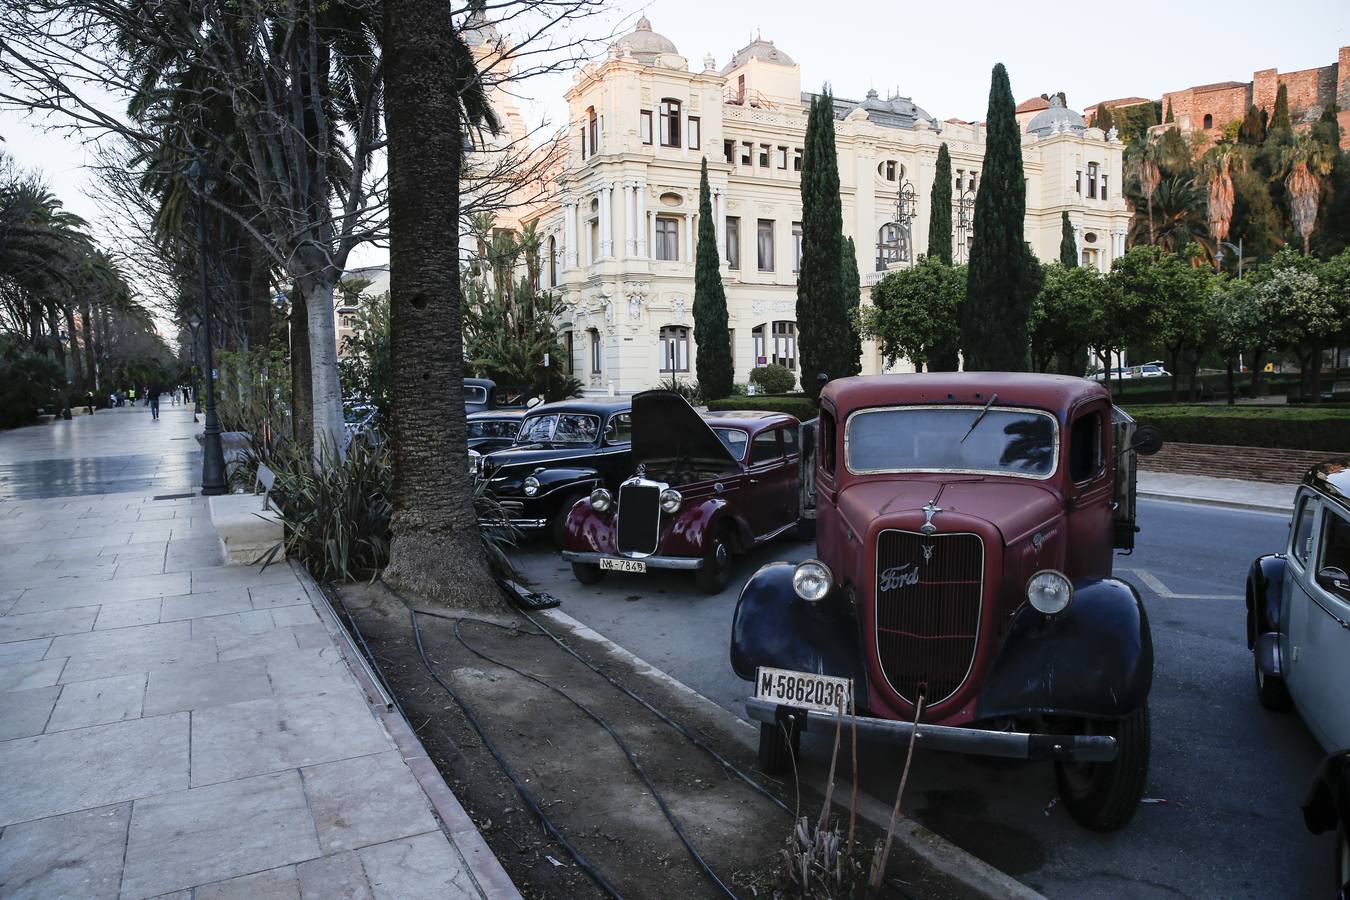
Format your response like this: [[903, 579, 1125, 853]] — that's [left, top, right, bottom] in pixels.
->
[[248, 239, 273, 353], [63, 306, 84, 387], [299, 273, 344, 460], [1309, 340, 1323, 400], [81, 300, 97, 392], [290, 288, 313, 452], [1226, 359, 1235, 405], [1167, 344, 1181, 402], [381, 0, 502, 607]]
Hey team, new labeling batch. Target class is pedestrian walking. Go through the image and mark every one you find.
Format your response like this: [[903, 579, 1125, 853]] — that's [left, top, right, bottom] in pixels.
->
[[128, 387, 137, 405], [85, 391, 95, 415], [148, 386, 161, 420]]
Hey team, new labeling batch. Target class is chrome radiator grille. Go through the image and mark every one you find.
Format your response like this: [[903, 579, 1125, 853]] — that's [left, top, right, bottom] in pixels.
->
[[615, 482, 661, 555], [873, 530, 983, 706]]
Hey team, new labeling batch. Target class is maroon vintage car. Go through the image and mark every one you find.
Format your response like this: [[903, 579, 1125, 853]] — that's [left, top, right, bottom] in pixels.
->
[[732, 373, 1162, 832], [561, 391, 801, 593]]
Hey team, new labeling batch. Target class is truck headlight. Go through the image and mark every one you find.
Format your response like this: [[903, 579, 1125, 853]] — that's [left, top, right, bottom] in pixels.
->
[[467, 450, 481, 476], [659, 488, 682, 513], [1027, 569, 1073, 615], [792, 559, 833, 602], [523, 475, 540, 497], [590, 487, 612, 513]]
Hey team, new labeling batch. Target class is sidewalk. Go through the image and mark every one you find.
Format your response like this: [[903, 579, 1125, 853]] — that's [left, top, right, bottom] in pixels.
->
[[0, 406, 515, 899], [1137, 470, 1298, 513]]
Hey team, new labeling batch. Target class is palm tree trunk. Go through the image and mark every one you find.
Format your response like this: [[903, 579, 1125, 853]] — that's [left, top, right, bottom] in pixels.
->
[[289, 286, 313, 452], [382, 0, 501, 606], [81, 300, 97, 391], [63, 306, 84, 387]]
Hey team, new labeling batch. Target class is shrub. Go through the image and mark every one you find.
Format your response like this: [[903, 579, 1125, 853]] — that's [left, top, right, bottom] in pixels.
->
[[654, 374, 702, 404], [707, 395, 817, 421], [750, 364, 797, 395], [1123, 404, 1350, 452], [0, 342, 63, 429]]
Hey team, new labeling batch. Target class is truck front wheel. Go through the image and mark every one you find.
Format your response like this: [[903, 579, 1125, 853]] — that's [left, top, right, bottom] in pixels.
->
[[1055, 705, 1150, 832], [757, 720, 800, 776]]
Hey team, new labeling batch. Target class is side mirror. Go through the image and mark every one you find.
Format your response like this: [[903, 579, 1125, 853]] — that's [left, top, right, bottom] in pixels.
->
[[1316, 566, 1350, 599], [1132, 425, 1164, 456]]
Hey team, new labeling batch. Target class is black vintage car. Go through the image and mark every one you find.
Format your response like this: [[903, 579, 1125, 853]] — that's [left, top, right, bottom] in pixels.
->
[[467, 409, 527, 454], [1303, 750, 1350, 896], [479, 398, 632, 544]]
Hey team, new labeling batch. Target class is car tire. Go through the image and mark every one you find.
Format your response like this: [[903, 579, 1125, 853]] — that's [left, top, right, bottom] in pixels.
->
[[571, 562, 604, 585], [549, 493, 586, 548], [1254, 655, 1293, 712], [1055, 704, 1150, 832], [695, 529, 734, 594], [1337, 828, 1349, 897], [757, 721, 800, 776]]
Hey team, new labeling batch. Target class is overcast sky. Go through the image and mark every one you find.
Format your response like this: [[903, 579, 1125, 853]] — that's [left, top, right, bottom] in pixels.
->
[[2, 0, 1346, 259]]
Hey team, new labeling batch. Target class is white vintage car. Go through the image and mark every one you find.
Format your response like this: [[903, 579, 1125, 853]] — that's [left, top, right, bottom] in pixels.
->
[[1246, 457, 1350, 751]]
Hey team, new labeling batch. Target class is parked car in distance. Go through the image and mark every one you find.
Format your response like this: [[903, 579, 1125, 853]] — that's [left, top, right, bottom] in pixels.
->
[[1133, 363, 1169, 378], [1089, 368, 1131, 382], [464, 378, 532, 413], [1245, 457, 1350, 756], [467, 409, 526, 454], [562, 391, 801, 593], [477, 398, 632, 544], [342, 401, 378, 449], [731, 373, 1164, 832], [1302, 750, 1350, 896]]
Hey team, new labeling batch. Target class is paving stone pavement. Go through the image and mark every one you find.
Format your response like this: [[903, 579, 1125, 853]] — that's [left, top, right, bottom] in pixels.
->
[[0, 406, 515, 899]]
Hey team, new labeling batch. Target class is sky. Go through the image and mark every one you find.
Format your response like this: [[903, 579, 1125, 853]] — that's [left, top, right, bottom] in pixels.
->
[[2, 0, 1346, 288]]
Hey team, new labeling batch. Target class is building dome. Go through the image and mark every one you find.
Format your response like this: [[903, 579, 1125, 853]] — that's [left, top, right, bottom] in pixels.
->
[[722, 35, 796, 73], [1026, 94, 1085, 137], [618, 17, 679, 64]]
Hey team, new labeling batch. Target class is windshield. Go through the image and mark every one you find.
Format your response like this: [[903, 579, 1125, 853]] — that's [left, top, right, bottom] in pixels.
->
[[516, 413, 600, 445], [713, 427, 748, 461], [846, 406, 1058, 478], [469, 419, 518, 439], [464, 385, 489, 404]]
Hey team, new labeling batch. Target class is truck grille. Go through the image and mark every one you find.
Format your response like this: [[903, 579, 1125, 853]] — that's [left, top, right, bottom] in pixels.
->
[[874, 530, 983, 707], [616, 482, 661, 555]]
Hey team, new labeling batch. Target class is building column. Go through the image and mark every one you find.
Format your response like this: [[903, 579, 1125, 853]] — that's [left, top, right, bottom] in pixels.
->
[[713, 188, 725, 263], [684, 213, 693, 263], [647, 211, 655, 260], [599, 185, 613, 258], [636, 184, 648, 258], [1072, 222, 1083, 266], [624, 182, 636, 257], [564, 200, 578, 269]]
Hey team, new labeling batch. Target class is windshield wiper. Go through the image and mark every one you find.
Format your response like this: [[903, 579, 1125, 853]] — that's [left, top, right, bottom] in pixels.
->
[[959, 393, 998, 444]]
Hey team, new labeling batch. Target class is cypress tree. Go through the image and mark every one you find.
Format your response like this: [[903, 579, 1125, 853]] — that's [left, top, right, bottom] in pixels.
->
[[1060, 212, 1077, 266], [692, 158, 733, 399], [962, 63, 1042, 372], [1239, 105, 1263, 145], [1094, 103, 1114, 134], [1164, 99, 1174, 124], [796, 89, 847, 397], [1271, 84, 1291, 133], [840, 236, 862, 376], [1260, 107, 1270, 138], [928, 143, 953, 264]]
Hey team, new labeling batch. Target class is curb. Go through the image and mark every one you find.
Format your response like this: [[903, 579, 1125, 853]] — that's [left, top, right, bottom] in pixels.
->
[[1138, 490, 1293, 515], [290, 561, 522, 900], [541, 607, 1047, 900]]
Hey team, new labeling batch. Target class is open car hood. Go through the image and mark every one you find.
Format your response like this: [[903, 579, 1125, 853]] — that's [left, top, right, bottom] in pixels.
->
[[632, 390, 740, 470]]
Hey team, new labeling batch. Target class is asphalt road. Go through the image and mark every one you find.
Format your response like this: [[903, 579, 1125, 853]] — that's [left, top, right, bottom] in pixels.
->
[[513, 498, 1336, 900]]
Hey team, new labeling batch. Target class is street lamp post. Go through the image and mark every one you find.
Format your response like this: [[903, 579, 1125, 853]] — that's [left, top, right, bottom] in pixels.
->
[[187, 314, 203, 420], [189, 160, 227, 496], [57, 331, 73, 420], [1216, 238, 1244, 279]]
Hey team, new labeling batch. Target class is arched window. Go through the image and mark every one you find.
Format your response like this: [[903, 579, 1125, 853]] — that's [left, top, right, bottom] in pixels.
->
[[875, 223, 910, 271], [1202, 113, 1213, 129], [659, 99, 681, 147], [877, 160, 902, 181], [547, 236, 557, 286], [659, 326, 689, 373]]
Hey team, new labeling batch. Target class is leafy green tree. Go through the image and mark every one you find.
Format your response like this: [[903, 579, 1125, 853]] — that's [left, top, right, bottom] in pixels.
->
[[1250, 253, 1341, 397], [1231, 165, 1282, 262], [928, 143, 953, 264], [1270, 84, 1292, 134], [797, 89, 848, 396], [1108, 246, 1211, 400], [1133, 176, 1211, 258], [1094, 103, 1114, 134], [1059, 212, 1077, 266], [863, 257, 964, 372], [841, 236, 862, 377], [1210, 277, 1268, 403], [1239, 105, 1265, 145], [693, 158, 733, 399], [1281, 131, 1336, 254], [1029, 263, 1101, 374], [749, 364, 796, 394], [337, 291, 391, 421], [962, 63, 1041, 371]]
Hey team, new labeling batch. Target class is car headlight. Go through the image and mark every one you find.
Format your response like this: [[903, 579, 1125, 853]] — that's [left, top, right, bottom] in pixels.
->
[[523, 475, 540, 497], [659, 488, 682, 513], [467, 450, 481, 475], [590, 487, 612, 513], [1026, 569, 1073, 615], [792, 559, 833, 602]]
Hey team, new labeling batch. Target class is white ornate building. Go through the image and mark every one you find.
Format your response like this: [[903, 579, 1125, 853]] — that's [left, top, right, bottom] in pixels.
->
[[514, 19, 1133, 394]]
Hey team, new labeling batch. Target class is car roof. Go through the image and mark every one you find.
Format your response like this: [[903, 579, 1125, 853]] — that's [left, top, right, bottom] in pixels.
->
[[467, 409, 525, 421], [821, 373, 1108, 418], [1306, 457, 1350, 509], [524, 398, 630, 416], [701, 411, 800, 432]]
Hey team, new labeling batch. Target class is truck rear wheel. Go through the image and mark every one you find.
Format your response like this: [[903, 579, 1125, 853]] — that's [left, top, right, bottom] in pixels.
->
[[1055, 705, 1150, 832], [757, 721, 800, 776], [571, 562, 604, 585]]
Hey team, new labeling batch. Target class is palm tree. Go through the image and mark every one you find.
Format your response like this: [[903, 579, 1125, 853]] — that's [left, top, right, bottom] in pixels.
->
[[1281, 131, 1336, 254], [1132, 136, 1164, 246], [1131, 176, 1211, 257], [1200, 144, 1244, 266]]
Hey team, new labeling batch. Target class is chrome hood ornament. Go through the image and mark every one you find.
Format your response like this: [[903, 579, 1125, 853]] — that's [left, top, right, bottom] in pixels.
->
[[920, 499, 943, 535]]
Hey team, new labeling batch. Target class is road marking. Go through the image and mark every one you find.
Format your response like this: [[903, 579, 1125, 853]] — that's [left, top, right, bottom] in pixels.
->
[[1117, 567, 1241, 601]]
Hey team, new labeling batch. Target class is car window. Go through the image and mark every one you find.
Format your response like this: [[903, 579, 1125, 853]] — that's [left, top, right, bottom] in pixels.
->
[[819, 411, 836, 476], [469, 419, 517, 439], [750, 430, 781, 464], [463, 385, 488, 404], [554, 414, 600, 444], [1068, 411, 1103, 483], [604, 413, 632, 444], [781, 426, 799, 456], [1318, 509, 1350, 577], [846, 406, 1058, 478], [713, 428, 748, 460], [1291, 497, 1317, 566]]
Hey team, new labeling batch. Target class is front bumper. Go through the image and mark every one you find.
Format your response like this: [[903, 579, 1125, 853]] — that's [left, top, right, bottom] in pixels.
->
[[744, 698, 1118, 762], [561, 550, 704, 571]]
